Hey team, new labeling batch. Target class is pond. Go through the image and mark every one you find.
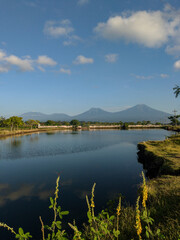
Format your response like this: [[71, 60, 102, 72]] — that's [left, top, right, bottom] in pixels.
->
[[0, 129, 173, 239]]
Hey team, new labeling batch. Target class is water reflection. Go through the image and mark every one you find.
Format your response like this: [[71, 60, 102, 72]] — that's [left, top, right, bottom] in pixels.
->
[[0, 129, 173, 239], [74, 189, 91, 200], [29, 135, 39, 142], [0, 182, 54, 206], [46, 132, 56, 135], [11, 138, 22, 147]]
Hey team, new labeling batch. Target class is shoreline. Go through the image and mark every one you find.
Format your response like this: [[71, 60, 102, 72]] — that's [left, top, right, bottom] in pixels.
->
[[0, 125, 167, 139], [138, 134, 180, 176], [137, 134, 180, 238]]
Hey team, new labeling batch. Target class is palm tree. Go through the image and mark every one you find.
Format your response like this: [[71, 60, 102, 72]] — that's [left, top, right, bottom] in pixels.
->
[[173, 85, 180, 98]]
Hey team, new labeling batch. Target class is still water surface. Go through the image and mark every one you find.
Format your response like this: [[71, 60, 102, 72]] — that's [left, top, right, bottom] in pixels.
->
[[0, 129, 172, 239]]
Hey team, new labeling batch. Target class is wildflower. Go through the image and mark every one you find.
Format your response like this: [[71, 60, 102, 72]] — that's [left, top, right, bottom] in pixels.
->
[[116, 197, 121, 216], [54, 175, 60, 207], [142, 172, 148, 208], [68, 223, 82, 240], [135, 196, 142, 240], [90, 183, 96, 219], [0, 222, 16, 235], [90, 183, 96, 208], [86, 195, 91, 213]]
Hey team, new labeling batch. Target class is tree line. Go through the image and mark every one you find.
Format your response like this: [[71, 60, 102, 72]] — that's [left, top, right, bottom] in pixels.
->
[[0, 117, 39, 131], [0, 116, 166, 131]]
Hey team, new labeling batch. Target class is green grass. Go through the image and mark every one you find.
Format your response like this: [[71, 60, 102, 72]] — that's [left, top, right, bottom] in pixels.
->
[[146, 175, 180, 239], [138, 134, 180, 174], [137, 134, 180, 239]]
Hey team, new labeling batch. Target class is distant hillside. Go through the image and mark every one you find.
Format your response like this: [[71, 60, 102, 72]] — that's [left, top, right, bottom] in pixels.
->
[[111, 104, 171, 123], [20, 104, 171, 123], [20, 112, 71, 122], [73, 108, 112, 121]]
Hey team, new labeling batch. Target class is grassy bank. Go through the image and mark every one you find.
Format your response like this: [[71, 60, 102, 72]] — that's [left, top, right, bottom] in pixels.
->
[[137, 134, 180, 239], [138, 134, 180, 175], [164, 126, 180, 132]]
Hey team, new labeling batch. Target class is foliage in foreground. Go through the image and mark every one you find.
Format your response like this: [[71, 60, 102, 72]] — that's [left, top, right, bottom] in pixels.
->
[[0, 172, 179, 240]]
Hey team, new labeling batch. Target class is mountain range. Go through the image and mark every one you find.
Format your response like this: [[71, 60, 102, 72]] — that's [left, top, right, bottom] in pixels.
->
[[20, 104, 171, 123]]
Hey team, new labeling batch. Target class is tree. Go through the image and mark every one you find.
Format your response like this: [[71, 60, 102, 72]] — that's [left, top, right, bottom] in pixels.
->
[[173, 85, 180, 98], [168, 115, 180, 126], [70, 119, 80, 129], [122, 122, 129, 129], [6, 116, 24, 131], [0, 116, 6, 127], [45, 120, 56, 126], [62, 121, 70, 126], [26, 119, 39, 129]]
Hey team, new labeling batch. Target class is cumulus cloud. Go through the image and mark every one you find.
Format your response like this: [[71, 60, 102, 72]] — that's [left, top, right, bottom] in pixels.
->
[[0, 49, 57, 73], [77, 0, 89, 6], [174, 60, 180, 70], [36, 55, 57, 66], [44, 19, 81, 46], [0, 49, 34, 72], [105, 53, 118, 63], [73, 55, 94, 64], [94, 6, 180, 49], [44, 20, 74, 38], [59, 68, 71, 75], [6, 55, 34, 71]]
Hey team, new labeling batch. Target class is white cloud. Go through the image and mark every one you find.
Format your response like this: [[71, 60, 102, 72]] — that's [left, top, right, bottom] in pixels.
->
[[63, 35, 82, 46], [60, 68, 71, 75], [134, 75, 154, 80], [77, 0, 89, 6], [105, 54, 118, 63], [37, 55, 57, 66], [44, 20, 74, 38], [174, 60, 180, 70], [94, 6, 180, 49], [160, 73, 169, 78], [37, 66, 46, 72], [0, 49, 6, 61], [166, 45, 180, 57], [6, 55, 34, 72], [0, 65, 9, 73], [44, 20, 81, 46], [0, 49, 57, 73], [73, 55, 94, 65]]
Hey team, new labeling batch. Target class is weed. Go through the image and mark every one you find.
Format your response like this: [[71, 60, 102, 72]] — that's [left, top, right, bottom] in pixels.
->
[[0, 172, 179, 239]]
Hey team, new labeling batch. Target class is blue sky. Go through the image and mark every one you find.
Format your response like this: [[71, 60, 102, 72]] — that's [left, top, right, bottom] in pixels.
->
[[0, 0, 180, 117]]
